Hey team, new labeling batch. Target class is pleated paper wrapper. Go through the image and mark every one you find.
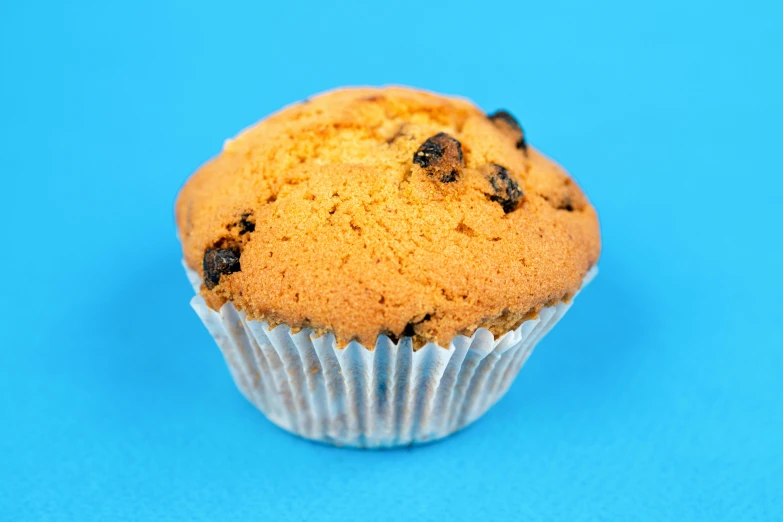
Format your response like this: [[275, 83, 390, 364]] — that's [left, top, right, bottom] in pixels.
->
[[185, 264, 597, 448]]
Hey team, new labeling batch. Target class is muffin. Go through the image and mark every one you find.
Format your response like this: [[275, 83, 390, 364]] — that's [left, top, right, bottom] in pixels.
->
[[176, 86, 600, 447]]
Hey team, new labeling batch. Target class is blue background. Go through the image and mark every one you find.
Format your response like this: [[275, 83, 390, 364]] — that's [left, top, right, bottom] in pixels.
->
[[1, 0, 781, 520]]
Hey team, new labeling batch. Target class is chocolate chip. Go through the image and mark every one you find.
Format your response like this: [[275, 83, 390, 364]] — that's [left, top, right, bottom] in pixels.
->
[[227, 212, 255, 235], [488, 110, 527, 151], [203, 248, 241, 290], [558, 196, 574, 212], [238, 213, 255, 234], [401, 323, 416, 337], [413, 132, 464, 183], [483, 163, 523, 213], [402, 314, 432, 337], [488, 110, 521, 131]]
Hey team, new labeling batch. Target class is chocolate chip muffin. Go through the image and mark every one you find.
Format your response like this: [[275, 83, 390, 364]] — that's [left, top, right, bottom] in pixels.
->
[[177, 86, 601, 447], [176, 86, 600, 349], [176, 87, 600, 346]]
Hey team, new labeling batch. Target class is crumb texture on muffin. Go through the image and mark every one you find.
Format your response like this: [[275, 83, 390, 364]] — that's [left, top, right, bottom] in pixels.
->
[[176, 86, 601, 347]]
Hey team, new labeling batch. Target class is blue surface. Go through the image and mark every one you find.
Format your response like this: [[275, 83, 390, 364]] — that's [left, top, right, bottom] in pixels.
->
[[1, 1, 781, 520]]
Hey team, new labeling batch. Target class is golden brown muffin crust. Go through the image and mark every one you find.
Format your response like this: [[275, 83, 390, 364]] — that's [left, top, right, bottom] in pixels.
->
[[176, 86, 601, 347]]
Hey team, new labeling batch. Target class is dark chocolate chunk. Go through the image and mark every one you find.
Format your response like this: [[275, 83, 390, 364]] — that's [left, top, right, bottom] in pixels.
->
[[558, 196, 574, 212], [488, 110, 527, 151], [413, 132, 464, 183], [399, 313, 432, 339], [227, 212, 255, 235], [203, 248, 241, 290], [488, 110, 521, 132], [484, 163, 523, 213], [238, 213, 255, 234]]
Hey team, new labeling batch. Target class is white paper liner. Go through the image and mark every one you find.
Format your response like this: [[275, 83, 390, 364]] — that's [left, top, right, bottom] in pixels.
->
[[185, 264, 597, 448]]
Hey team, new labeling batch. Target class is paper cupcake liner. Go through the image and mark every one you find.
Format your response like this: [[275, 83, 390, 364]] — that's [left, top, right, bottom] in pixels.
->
[[185, 264, 597, 448]]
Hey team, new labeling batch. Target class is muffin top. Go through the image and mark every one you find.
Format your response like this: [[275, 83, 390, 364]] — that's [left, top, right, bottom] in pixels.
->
[[176, 86, 600, 347]]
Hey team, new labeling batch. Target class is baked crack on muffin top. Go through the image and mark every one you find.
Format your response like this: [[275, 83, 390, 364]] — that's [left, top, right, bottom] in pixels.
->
[[176, 86, 601, 348]]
